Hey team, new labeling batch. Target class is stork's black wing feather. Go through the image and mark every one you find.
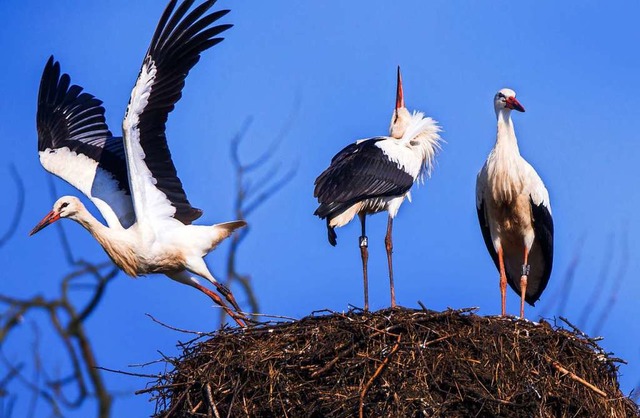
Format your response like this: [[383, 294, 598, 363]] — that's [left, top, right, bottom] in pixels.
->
[[314, 139, 413, 219], [37, 56, 135, 228], [476, 199, 501, 271], [124, 0, 232, 224], [527, 197, 554, 304]]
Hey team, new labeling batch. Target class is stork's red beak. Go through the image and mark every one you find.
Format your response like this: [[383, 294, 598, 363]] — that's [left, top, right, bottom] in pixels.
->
[[395, 66, 404, 110], [505, 96, 525, 112], [29, 210, 60, 236]]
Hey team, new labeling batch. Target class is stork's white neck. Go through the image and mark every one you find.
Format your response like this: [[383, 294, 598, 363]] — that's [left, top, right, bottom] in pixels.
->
[[72, 206, 139, 276], [73, 206, 108, 238], [494, 109, 520, 155], [487, 108, 526, 203]]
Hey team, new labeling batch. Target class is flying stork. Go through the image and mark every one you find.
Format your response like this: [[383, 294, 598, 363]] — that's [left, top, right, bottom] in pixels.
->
[[314, 68, 442, 310], [476, 88, 554, 318], [29, 0, 249, 326]]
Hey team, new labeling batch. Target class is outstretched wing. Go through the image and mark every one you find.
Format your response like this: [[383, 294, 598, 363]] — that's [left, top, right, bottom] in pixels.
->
[[122, 0, 232, 227], [314, 138, 414, 219], [37, 56, 135, 229]]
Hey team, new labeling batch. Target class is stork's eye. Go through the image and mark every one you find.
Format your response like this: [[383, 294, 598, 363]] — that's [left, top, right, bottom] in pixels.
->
[[497, 92, 506, 99], [60, 202, 69, 209]]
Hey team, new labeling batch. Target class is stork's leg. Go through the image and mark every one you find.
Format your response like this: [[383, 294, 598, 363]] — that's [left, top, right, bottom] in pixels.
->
[[167, 271, 246, 327], [385, 216, 396, 308], [359, 213, 369, 311], [520, 247, 531, 319], [497, 246, 507, 316], [213, 282, 243, 314], [186, 259, 245, 313], [193, 282, 247, 328]]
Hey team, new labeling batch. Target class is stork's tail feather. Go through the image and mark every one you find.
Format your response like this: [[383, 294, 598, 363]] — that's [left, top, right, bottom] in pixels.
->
[[212, 220, 247, 243], [327, 220, 337, 246]]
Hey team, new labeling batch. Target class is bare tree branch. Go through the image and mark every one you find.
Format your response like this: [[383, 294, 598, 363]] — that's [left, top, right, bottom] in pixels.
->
[[46, 176, 78, 266], [0, 177, 117, 418], [219, 97, 300, 327], [539, 235, 585, 317], [0, 165, 25, 249], [577, 233, 615, 328], [592, 229, 629, 336]]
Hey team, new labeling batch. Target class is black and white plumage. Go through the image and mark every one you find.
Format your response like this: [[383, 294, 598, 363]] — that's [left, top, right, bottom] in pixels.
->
[[30, 0, 248, 326], [314, 68, 442, 310], [476, 88, 554, 318]]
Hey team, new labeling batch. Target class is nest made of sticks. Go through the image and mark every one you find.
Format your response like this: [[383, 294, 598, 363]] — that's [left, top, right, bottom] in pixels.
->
[[146, 307, 639, 417]]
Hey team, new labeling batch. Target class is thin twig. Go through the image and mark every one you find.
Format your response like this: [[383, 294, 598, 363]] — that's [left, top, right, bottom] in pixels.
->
[[545, 356, 607, 398], [145, 313, 207, 335], [94, 366, 160, 379], [359, 334, 402, 418]]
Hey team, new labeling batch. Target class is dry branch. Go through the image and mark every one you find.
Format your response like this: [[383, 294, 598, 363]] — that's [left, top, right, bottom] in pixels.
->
[[219, 99, 299, 327]]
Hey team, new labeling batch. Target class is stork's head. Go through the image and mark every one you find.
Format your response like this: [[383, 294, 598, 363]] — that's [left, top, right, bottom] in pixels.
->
[[29, 196, 83, 236], [390, 66, 411, 139], [494, 88, 525, 115]]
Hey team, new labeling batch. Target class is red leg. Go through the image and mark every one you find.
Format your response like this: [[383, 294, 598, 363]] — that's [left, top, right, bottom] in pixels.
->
[[520, 247, 530, 319], [359, 213, 369, 311], [193, 282, 246, 327], [214, 282, 243, 314], [385, 216, 396, 308], [497, 246, 507, 316]]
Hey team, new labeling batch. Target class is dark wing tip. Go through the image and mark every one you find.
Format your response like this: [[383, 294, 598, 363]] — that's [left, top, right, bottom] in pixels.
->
[[132, 0, 232, 226], [526, 197, 554, 305], [327, 221, 337, 246], [175, 207, 203, 225]]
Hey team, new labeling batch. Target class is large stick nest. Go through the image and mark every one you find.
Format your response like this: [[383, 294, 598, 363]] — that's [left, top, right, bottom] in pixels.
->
[[146, 308, 639, 417]]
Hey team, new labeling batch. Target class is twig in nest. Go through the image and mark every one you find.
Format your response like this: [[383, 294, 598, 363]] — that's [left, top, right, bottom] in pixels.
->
[[359, 334, 402, 418], [145, 313, 206, 335], [545, 355, 607, 398], [559, 316, 605, 350], [311, 341, 358, 378], [205, 383, 221, 418]]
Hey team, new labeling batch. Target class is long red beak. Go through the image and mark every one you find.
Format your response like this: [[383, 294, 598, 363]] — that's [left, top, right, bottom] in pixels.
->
[[395, 66, 404, 110], [505, 96, 525, 112], [29, 210, 61, 236]]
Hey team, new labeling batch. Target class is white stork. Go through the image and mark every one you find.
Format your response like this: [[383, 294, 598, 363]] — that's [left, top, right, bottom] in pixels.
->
[[314, 68, 442, 310], [29, 0, 249, 326], [476, 88, 554, 318]]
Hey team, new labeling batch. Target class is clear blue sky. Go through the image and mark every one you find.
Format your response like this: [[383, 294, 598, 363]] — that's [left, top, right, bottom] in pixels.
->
[[1, 1, 639, 416]]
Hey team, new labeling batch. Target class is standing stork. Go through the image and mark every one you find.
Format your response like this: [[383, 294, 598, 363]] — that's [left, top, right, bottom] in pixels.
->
[[476, 88, 554, 318], [29, 0, 249, 326], [314, 68, 442, 310]]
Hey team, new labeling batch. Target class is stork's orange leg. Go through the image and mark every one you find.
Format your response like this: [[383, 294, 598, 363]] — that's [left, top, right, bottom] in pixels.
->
[[193, 282, 246, 327], [520, 247, 530, 319], [359, 213, 369, 311], [497, 246, 507, 316], [385, 216, 396, 308], [214, 282, 243, 314]]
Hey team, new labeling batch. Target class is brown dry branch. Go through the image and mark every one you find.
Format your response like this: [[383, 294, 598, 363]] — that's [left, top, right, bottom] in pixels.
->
[[147, 307, 639, 417], [592, 230, 630, 336], [0, 262, 118, 418], [578, 233, 615, 327], [539, 235, 585, 317], [0, 165, 24, 249], [219, 98, 299, 327], [0, 176, 117, 418]]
